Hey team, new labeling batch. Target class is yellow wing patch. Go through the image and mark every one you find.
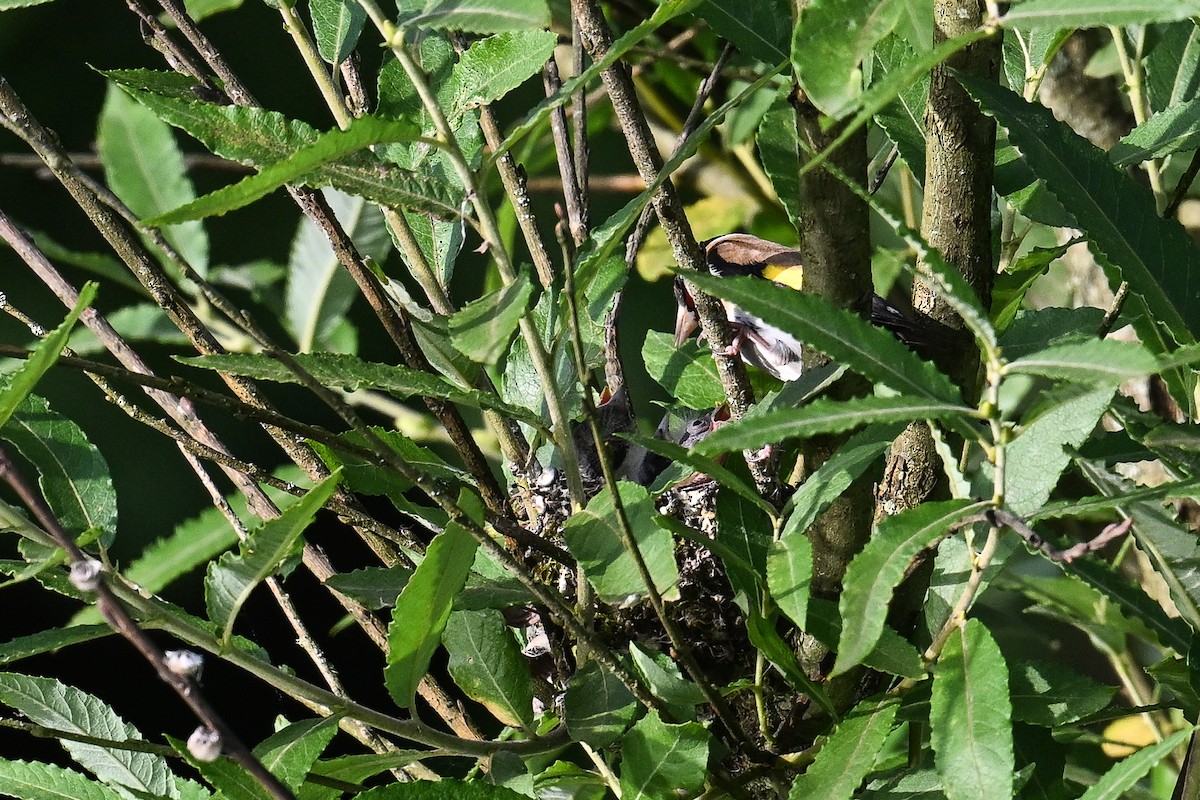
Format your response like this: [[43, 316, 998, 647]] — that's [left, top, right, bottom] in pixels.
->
[[762, 263, 804, 290]]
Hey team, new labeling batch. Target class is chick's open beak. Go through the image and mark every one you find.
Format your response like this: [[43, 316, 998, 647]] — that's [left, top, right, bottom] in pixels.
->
[[674, 303, 699, 347]]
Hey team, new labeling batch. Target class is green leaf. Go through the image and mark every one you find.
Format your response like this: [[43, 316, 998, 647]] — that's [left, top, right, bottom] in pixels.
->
[[0, 625, 112, 666], [835, 500, 987, 676], [253, 717, 338, 791], [1005, 339, 1159, 384], [807, 598, 925, 679], [1076, 726, 1194, 800], [322, 565, 413, 608], [618, 710, 711, 800], [681, 270, 962, 401], [957, 71, 1200, 343], [757, 97, 803, 229], [930, 619, 1014, 800], [1110, 96, 1200, 166], [0, 673, 176, 796], [629, 642, 706, 714], [1001, 0, 1200, 28], [501, 291, 580, 420], [144, 116, 426, 225], [696, 395, 976, 454], [401, 211, 464, 287], [0, 0, 56, 8], [448, 268, 535, 365], [3, 394, 116, 544], [98, 84, 209, 274], [1008, 659, 1115, 727], [308, 751, 429, 786], [73, 492, 258, 624], [1006, 385, 1115, 517], [205, 472, 340, 644], [443, 609, 536, 728], [310, 0, 365, 64], [715, 491, 773, 605], [564, 660, 638, 748], [533, 762, 608, 800], [105, 78, 459, 219], [1033, 475, 1200, 523], [178, 351, 545, 428], [185, 0, 242, 20], [0, 759, 126, 800], [397, 0, 549, 33], [19, 231, 146, 298], [991, 242, 1074, 333], [767, 535, 812, 630], [998, 306, 1104, 361], [871, 34, 928, 178], [384, 516, 480, 708], [1144, 20, 1200, 113], [562, 482, 680, 604], [746, 612, 838, 718], [792, 0, 906, 118], [642, 332, 727, 408], [67, 304, 188, 355], [805, 28, 990, 177], [313, 426, 469, 491], [0, 283, 97, 431], [697, 0, 791, 63], [779, 422, 903, 540], [788, 696, 899, 800], [287, 188, 389, 353], [448, 30, 558, 114]]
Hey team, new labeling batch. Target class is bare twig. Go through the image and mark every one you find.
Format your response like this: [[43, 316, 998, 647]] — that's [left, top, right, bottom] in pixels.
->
[[984, 508, 1133, 563], [545, 55, 588, 248], [560, 223, 754, 755], [145, 0, 527, 516], [572, 20, 591, 236], [0, 446, 297, 800], [1097, 280, 1130, 338], [570, 0, 774, 499], [868, 146, 899, 195], [1164, 147, 1200, 220], [0, 151, 246, 173]]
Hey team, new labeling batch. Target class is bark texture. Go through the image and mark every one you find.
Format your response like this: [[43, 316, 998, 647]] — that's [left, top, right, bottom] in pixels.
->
[[792, 106, 875, 601], [878, 0, 1002, 522]]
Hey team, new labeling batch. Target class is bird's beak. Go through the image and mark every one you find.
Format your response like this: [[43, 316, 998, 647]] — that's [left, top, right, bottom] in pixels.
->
[[674, 304, 699, 347]]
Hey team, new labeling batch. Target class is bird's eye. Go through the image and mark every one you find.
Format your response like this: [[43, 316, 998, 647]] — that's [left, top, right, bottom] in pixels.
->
[[686, 418, 709, 435]]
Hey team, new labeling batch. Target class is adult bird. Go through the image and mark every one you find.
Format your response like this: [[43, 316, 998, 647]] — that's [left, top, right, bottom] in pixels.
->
[[673, 233, 949, 381]]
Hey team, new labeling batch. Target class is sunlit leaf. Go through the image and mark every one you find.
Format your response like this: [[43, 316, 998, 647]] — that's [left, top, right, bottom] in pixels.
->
[[930, 619, 1014, 800]]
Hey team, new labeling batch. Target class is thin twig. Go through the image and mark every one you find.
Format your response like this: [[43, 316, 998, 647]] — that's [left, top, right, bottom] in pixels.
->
[[1164, 148, 1200, 219], [1097, 280, 1130, 338], [560, 222, 754, 754], [0, 447, 297, 800], [868, 146, 899, 195], [232, 332, 660, 713], [985, 508, 1133, 563], [572, 20, 591, 236], [570, 0, 773, 500], [545, 54, 588, 248], [139, 0, 522, 514], [0, 151, 246, 173]]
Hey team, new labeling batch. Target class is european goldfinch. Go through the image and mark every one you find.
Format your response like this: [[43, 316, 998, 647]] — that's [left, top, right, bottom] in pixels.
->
[[674, 233, 944, 381]]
